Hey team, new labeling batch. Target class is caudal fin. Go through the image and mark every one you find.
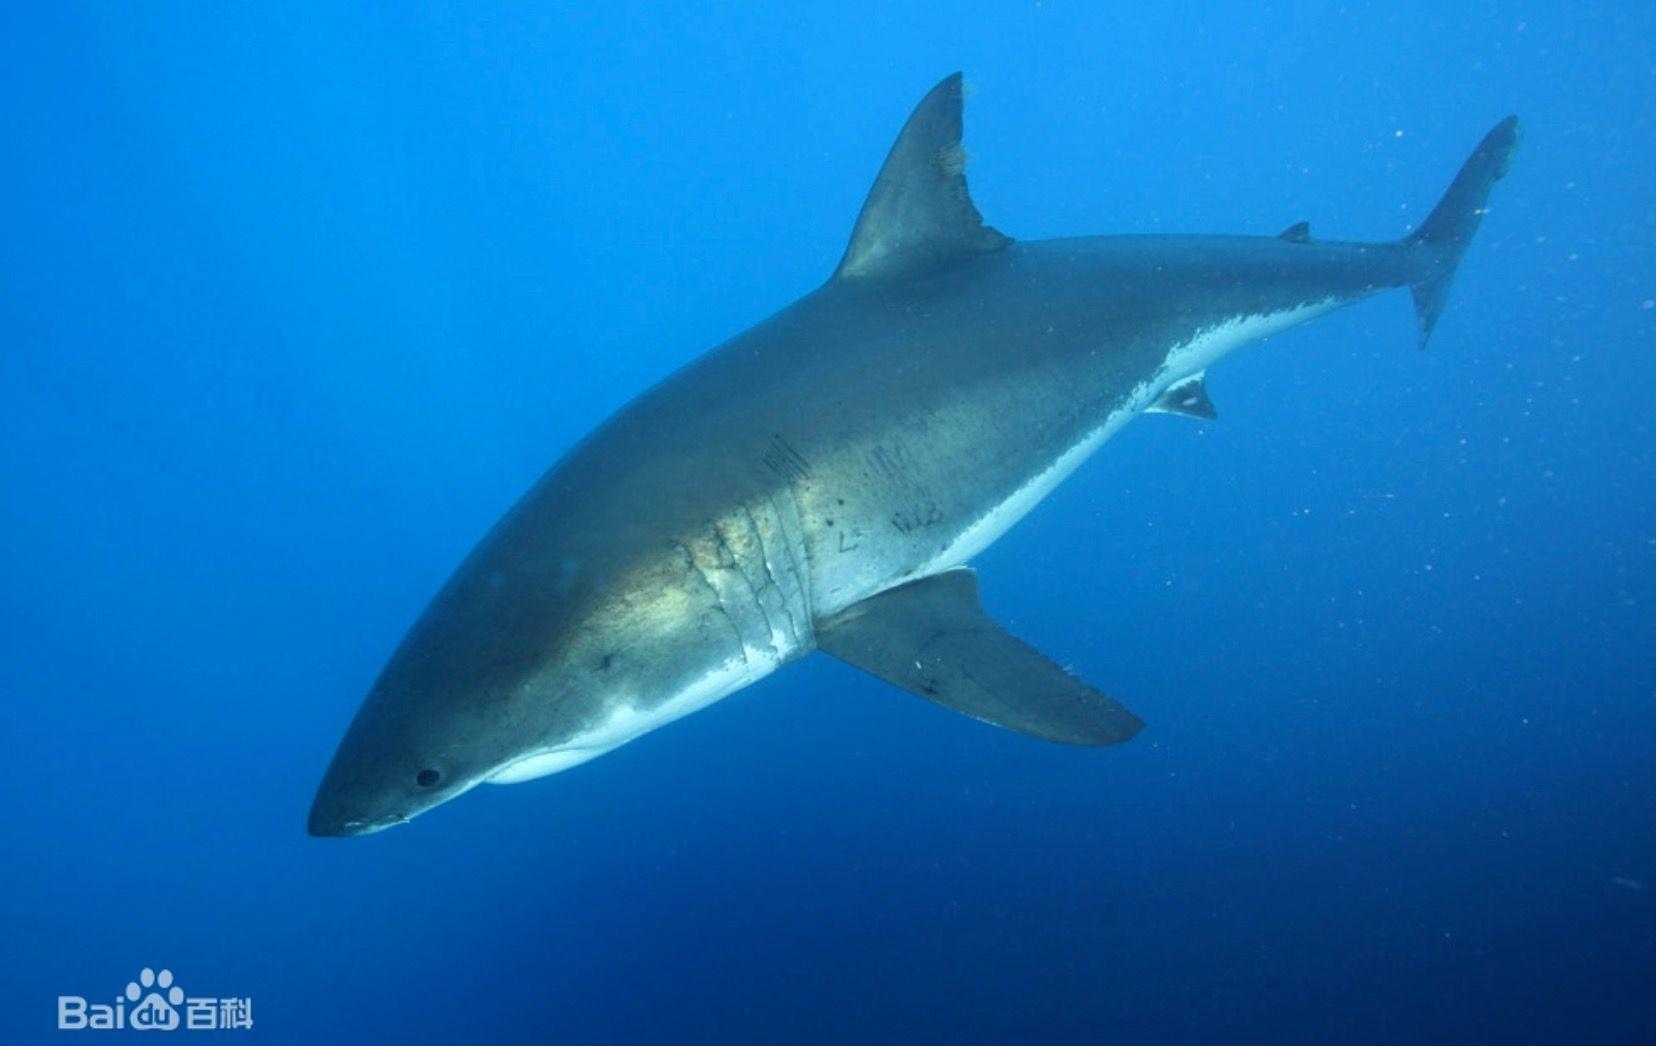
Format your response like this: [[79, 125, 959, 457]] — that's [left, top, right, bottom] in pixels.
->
[[1406, 115, 1522, 348]]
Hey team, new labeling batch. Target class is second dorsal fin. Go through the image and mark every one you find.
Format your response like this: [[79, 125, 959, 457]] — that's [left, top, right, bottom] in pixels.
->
[[1278, 220, 1312, 243], [833, 73, 1011, 281]]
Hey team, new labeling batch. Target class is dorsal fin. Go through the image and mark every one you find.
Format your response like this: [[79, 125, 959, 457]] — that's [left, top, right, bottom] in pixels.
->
[[1278, 220, 1312, 243], [834, 73, 1011, 281], [1148, 373, 1217, 419]]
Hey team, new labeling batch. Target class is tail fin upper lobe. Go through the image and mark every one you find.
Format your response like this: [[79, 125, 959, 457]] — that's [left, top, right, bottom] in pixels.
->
[[1407, 115, 1522, 348]]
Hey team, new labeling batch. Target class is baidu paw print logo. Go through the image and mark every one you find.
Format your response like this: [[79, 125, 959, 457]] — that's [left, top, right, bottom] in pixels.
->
[[126, 968, 184, 1031]]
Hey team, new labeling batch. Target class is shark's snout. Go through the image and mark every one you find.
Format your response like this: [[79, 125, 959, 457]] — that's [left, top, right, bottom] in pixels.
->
[[306, 791, 407, 837], [307, 740, 441, 837], [308, 774, 391, 837], [308, 716, 489, 838]]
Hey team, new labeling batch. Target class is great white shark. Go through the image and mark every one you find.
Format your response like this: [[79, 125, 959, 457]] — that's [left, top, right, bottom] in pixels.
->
[[309, 74, 1519, 835]]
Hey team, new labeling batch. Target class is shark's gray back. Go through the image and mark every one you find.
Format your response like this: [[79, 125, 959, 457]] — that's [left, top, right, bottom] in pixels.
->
[[515, 233, 1419, 620]]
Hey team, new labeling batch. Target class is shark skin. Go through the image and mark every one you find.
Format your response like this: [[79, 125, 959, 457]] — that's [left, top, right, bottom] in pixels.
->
[[309, 74, 1520, 836]]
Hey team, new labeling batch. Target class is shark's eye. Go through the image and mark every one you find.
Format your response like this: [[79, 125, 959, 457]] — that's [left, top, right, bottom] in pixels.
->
[[415, 768, 441, 788]]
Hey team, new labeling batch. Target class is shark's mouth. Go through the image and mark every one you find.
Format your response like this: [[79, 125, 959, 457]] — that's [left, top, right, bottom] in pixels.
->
[[334, 814, 410, 836]]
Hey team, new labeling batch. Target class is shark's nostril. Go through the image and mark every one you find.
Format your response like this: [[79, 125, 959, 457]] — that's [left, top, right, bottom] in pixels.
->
[[415, 768, 441, 788]]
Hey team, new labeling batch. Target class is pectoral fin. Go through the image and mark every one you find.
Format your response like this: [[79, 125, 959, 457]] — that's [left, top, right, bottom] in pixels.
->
[[817, 569, 1143, 746]]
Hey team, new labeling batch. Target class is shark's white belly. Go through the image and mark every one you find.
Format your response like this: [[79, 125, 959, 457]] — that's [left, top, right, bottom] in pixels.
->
[[919, 299, 1338, 576], [487, 301, 1335, 787], [486, 656, 768, 783], [487, 490, 812, 785]]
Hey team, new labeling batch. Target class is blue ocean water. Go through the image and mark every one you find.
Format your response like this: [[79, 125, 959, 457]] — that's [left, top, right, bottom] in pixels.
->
[[3, 3, 1652, 1042]]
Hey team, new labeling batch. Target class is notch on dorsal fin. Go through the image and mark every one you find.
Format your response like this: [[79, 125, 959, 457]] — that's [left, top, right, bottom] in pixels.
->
[[1148, 373, 1217, 420], [833, 73, 1012, 281], [1278, 220, 1312, 243]]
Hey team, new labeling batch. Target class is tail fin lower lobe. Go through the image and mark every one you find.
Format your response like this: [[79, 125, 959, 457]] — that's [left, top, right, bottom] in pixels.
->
[[1407, 116, 1522, 348]]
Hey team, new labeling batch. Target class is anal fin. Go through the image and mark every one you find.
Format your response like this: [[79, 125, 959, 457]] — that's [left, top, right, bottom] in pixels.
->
[[817, 569, 1143, 746], [1148, 373, 1217, 419]]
